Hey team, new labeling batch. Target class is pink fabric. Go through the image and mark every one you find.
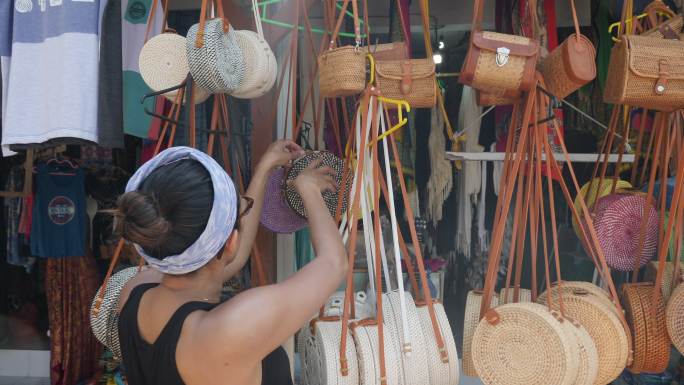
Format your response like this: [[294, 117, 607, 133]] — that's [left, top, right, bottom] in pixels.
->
[[593, 193, 659, 271]]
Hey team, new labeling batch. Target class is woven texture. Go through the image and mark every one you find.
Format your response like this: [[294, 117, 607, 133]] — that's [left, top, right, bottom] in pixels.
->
[[667, 283, 684, 354], [232, 30, 277, 99], [498, 288, 532, 305], [559, 319, 599, 385], [549, 282, 618, 317], [463, 291, 499, 377], [416, 302, 460, 385], [471, 32, 533, 92], [311, 320, 359, 385], [318, 46, 366, 97], [642, 15, 684, 39], [139, 33, 190, 94], [539, 34, 596, 99], [260, 168, 308, 233], [604, 35, 684, 111], [374, 59, 437, 108], [186, 20, 245, 93], [285, 152, 350, 219], [382, 291, 429, 385], [164, 84, 211, 104], [645, 261, 684, 301], [476, 91, 520, 106], [90, 267, 138, 360], [298, 325, 318, 385], [538, 288, 629, 385], [472, 302, 579, 385], [621, 284, 670, 374], [352, 322, 402, 385], [367, 42, 408, 61], [593, 193, 659, 271], [572, 178, 632, 237]]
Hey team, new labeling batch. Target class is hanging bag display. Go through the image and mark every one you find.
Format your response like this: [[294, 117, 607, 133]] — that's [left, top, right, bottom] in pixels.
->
[[318, 0, 366, 98], [641, 0, 682, 39], [459, 0, 539, 97], [373, 57, 437, 109], [538, 0, 596, 99], [186, 0, 245, 94]]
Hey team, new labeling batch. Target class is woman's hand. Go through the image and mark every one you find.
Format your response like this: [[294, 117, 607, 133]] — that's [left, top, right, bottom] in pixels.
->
[[259, 139, 305, 171], [293, 159, 337, 196]]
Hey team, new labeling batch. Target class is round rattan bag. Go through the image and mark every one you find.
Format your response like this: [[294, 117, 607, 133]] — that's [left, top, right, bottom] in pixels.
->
[[351, 319, 403, 385], [462, 290, 499, 377], [232, 30, 276, 99], [90, 267, 138, 360], [498, 287, 532, 305], [572, 178, 632, 237], [309, 319, 359, 385], [558, 317, 599, 385], [621, 283, 670, 374], [666, 283, 684, 354], [416, 301, 460, 385], [285, 151, 350, 219], [471, 302, 579, 385]]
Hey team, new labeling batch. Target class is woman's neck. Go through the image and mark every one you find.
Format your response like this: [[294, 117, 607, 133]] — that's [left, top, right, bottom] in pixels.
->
[[159, 270, 223, 303]]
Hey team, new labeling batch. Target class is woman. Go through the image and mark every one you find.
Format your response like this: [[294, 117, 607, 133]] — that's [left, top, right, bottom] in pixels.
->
[[114, 141, 348, 385]]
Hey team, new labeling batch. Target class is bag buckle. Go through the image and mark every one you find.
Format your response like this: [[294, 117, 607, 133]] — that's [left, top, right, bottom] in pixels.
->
[[656, 59, 669, 95], [496, 47, 510, 67]]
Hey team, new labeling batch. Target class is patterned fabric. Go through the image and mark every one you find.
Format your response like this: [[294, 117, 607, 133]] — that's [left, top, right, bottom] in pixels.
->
[[125, 146, 238, 274], [45, 255, 101, 385]]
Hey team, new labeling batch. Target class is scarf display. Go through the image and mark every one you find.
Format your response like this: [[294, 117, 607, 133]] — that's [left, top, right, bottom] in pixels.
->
[[426, 107, 453, 224]]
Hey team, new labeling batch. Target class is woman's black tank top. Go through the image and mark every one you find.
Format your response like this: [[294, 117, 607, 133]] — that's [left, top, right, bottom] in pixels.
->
[[118, 283, 293, 385]]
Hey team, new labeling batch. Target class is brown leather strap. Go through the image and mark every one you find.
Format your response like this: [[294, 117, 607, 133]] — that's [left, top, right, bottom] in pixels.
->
[[328, 0, 360, 49], [195, 0, 229, 48]]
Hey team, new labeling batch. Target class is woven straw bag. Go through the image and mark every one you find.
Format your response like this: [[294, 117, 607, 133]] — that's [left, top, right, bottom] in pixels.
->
[[604, 34, 684, 111], [381, 291, 430, 385], [471, 302, 579, 385], [621, 283, 670, 374], [90, 267, 138, 360], [462, 290, 499, 377], [538, 288, 629, 385], [186, 0, 245, 94], [367, 42, 408, 61], [498, 287, 532, 305], [232, 1, 276, 99], [593, 192, 659, 271], [351, 319, 403, 385], [318, 0, 366, 98], [298, 324, 319, 385], [559, 318, 599, 385], [374, 58, 437, 108], [549, 281, 618, 316], [309, 319, 359, 385], [415, 301, 459, 385], [645, 261, 684, 301], [476, 90, 521, 106], [572, 178, 632, 238], [643, 15, 683, 39], [666, 283, 684, 354], [538, 0, 595, 99]]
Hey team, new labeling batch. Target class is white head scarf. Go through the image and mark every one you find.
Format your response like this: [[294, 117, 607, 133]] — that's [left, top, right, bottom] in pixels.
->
[[125, 147, 238, 274]]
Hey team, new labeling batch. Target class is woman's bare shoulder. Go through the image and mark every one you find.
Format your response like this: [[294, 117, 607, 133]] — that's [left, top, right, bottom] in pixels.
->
[[115, 267, 164, 313]]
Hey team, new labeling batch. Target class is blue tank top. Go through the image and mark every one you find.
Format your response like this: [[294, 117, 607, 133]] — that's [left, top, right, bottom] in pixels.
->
[[30, 163, 86, 258]]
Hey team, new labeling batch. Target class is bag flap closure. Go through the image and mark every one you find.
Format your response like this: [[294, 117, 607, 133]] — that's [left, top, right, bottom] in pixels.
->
[[472, 31, 539, 57], [625, 35, 684, 80], [375, 59, 436, 80], [562, 34, 597, 82]]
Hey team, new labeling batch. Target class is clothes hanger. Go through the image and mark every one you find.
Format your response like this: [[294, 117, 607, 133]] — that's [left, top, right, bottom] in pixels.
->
[[608, 10, 673, 41]]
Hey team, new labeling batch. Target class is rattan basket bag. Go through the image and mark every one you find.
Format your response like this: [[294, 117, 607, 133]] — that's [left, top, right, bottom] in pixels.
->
[[620, 283, 670, 374], [538, 0, 596, 99], [462, 290, 499, 377], [90, 267, 138, 360], [318, 0, 366, 98], [232, 0, 277, 99], [667, 282, 684, 354], [186, 0, 245, 94], [572, 178, 632, 238], [459, 0, 539, 97]]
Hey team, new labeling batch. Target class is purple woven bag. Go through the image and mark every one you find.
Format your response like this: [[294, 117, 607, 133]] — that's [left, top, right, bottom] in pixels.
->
[[593, 192, 659, 271], [260, 168, 308, 234]]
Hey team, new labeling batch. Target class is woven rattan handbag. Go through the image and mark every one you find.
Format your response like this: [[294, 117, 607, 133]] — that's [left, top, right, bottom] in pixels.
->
[[572, 178, 632, 238], [90, 267, 138, 360], [538, 286, 629, 385], [285, 151, 350, 219], [309, 318, 360, 385], [462, 290, 499, 377], [232, 0, 276, 99], [374, 58, 437, 108], [476, 90, 521, 106], [318, 0, 366, 98], [367, 42, 408, 61], [593, 192, 659, 271], [459, 0, 539, 96], [641, 0, 682, 39], [667, 282, 684, 354], [621, 283, 670, 374], [186, 0, 245, 94], [538, 0, 595, 99]]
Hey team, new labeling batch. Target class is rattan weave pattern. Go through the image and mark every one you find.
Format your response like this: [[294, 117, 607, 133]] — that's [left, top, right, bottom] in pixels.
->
[[351, 322, 403, 385], [416, 302, 460, 385], [462, 290, 499, 377], [318, 47, 366, 97], [186, 20, 245, 93], [285, 152, 349, 219], [538, 34, 595, 99], [498, 288, 532, 305], [667, 283, 684, 354], [560, 319, 599, 385], [572, 178, 632, 237], [374, 58, 437, 108], [312, 320, 359, 385]]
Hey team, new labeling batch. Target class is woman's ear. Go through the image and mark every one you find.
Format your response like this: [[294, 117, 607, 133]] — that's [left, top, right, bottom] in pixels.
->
[[218, 229, 239, 263]]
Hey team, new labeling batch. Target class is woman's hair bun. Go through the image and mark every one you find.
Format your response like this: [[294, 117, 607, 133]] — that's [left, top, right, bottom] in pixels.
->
[[114, 190, 171, 252]]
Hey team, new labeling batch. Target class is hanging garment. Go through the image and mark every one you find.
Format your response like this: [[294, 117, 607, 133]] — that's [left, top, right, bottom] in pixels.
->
[[426, 107, 453, 225], [97, 0, 124, 148], [45, 254, 101, 385], [31, 164, 87, 258], [455, 86, 483, 260], [0, 0, 13, 156], [2, 0, 105, 153], [122, 0, 164, 138]]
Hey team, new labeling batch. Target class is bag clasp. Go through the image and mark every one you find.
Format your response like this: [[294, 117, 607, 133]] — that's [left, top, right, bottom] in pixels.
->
[[496, 47, 511, 67]]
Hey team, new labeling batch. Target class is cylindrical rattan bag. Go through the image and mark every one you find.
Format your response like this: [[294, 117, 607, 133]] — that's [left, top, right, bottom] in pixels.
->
[[666, 282, 684, 354], [593, 192, 659, 271], [463, 290, 499, 377], [90, 267, 138, 360], [351, 319, 402, 385], [538, 287, 629, 385], [471, 302, 579, 385], [415, 301, 460, 385], [621, 283, 670, 374], [559, 318, 599, 385], [285, 151, 350, 219], [310, 319, 359, 385]]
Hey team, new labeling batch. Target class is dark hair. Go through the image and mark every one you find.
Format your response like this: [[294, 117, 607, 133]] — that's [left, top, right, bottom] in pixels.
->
[[115, 159, 214, 259]]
